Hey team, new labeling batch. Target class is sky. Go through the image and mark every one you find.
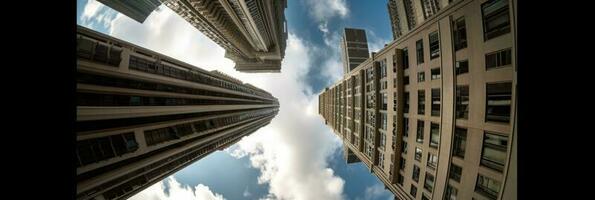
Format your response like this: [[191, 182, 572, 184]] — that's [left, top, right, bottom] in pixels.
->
[[76, 0, 395, 199]]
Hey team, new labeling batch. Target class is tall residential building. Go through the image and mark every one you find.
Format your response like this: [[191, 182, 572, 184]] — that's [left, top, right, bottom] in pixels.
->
[[319, 0, 517, 199], [96, 0, 162, 23], [76, 25, 279, 200], [163, 0, 288, 73], [341, 28, 370, 74]]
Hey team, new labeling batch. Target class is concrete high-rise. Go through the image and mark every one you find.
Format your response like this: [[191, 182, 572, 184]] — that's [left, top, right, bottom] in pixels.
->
[[93, 0, 288, 73], [163, 0, 288, 73], [76, 25, 279, 200], [96, 0, 162, 23], [341, 28, 370, 74], [320, 0, 517, 199]]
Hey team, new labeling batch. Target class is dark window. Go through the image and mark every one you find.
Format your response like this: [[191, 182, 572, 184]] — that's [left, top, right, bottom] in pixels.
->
[[403, 117, 410, 138], [415, 147, 423, 161], [380, 59, 387, 78], [431, 68, 440, 80], [431, 88, 440, 116], [422, 195, 430, 200], [429, 31, 440, 59], [411, 184, 418, 197], [418, 90, 425, 115], [485, 48, 512, 69], [402, 141, 408, 154], [453, 128, 467, 158], [421, 0, 440, 19], [486, 82, 512, 123], [403, 48, 410, 69], [381, 93, 388, 110], [449, 164, 462, 182], [424, 172, 435, 191], [456, 85, 469, 119], [416, 120, 424, 143], [427, 153, 437, 169], [400, 157, 406, 170], [416, 39, 424, 64], [475, 174, 501, 200], [404, 92, 410, 113], [398, 173, 404, 186], [445, 185, 458, 200], [455, 60, 469, 75], [430, 123, 440, 147], [481, 132, 508, 172], [482, 0, 510, 40], [76, 132, 138, 167], [404, 75, 410, 85], [412, 165, 420, 182], [453, 17, 467, 51], [418, 71, 425, 82]]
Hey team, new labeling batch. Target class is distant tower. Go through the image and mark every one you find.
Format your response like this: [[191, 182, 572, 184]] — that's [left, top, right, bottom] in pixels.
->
[[340, 28, 369, 74]]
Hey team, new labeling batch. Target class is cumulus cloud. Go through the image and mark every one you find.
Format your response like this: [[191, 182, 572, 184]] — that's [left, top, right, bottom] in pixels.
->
[[128, 176, 226, 200], [353, 183, 393, 200], [79, 0, 118, 30], [78, 2, 349, 200], [304, 0, 349, 23]]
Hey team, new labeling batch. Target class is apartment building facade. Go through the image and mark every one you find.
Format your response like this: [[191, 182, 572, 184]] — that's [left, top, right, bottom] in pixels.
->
[[319, 0, 517, 199], [76, 25, 279, 200], [341, 28, 370, 73]]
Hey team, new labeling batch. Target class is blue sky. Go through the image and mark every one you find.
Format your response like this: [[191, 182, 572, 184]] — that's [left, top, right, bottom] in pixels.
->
[[77, 0, 394, 199]]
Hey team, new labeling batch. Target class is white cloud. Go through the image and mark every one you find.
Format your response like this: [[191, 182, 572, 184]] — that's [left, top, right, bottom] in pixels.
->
[[304, 0, 349, 23], [366, 30, 391, 54], [79, 2, 348, 200], [79, 0, 118, 30], [128, 176, 226, 200]]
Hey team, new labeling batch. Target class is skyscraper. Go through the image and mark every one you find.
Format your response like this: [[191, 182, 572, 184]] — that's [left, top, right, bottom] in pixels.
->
[[93, 0, 288, 73], [76, 25, 279, 200], [320, 0, 517, 199], [341, 28, 370, 74], [96, 0, 162, 23], [163, 0, 288, 73]]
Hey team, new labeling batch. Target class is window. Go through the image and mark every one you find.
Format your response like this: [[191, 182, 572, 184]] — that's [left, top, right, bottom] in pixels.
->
[[429, 31, 440, 59], [431, 68, 440, 80], [431, 88, 440, 116], [416, 39, 424, 64], [475, 174, 501, 200], [424, 172, 435, 191], [427, 153, 437, 169], [415, 147, 423, 161], [403, 48, 409, 69], [453, 128, 467, 158], [456, 86, 469, 119], [453, 17, 467, 51], [430, 123, 440, 148], [445, 185, 458, 200], [77, 132, 138, 167], [400, 157, 406, 170], [422, 195, 430, 200], [455, 60, 469, 75], [404, 0, 417, 30], [412, 165, 420, 182], [402, 141, 408, 154], [449, 164, 462, 182], [378, 151, 385, 168], [481, 132, 508, 172], [380, 59, 387, 78], [404, 92, 410, 113], [486, 82, 512, 123], [421, 0, 440, 19], [404, 75, 410, 85], [403, 117, 409, 137], [411, 184, 418, 197], [485, 48, 512, 69], [398, 173, 404, 186], [418, 90, 425, 115], [381, 93, 388, 110], [416, 120, 424, 143], [380, 132, 387, 149], [418, 71, 425, 82], [482, 0, 510, 40]]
